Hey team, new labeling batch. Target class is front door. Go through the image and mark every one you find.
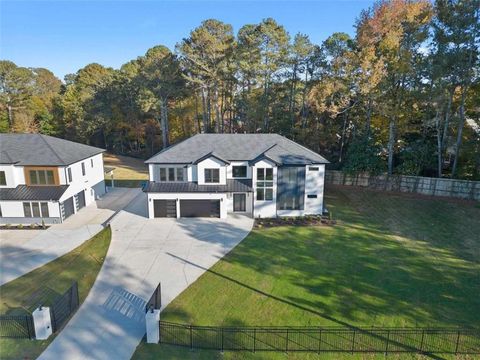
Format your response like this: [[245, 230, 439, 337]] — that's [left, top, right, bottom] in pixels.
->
[[233, 193, 246, 212]]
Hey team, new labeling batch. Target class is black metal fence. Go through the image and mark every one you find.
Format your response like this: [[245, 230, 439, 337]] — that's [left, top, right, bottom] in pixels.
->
[[0, 315, 35, 339], [0, 282, 79, 339], [51, 282, 79, 332], [145, 283, 162, 313], [158, 322, 480, 355]]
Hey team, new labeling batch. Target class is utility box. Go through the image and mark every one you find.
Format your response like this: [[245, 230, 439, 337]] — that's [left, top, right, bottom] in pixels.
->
[[145, 309, 160, 343], [33, 307, 53, 340]]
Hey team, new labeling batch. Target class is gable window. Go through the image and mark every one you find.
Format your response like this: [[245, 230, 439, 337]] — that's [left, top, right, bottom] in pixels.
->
[[232, 166, 247, 178], [256, 168, 273, 201], [159, 167, 185, 182], [68, 168, 72, 183], [0, 171, 6, 186], [81, 162, 86, 176], [204, 168, 219, 183], [29, 170, 55, 185]]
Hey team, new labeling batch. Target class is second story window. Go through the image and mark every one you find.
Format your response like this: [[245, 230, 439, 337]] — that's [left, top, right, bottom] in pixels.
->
[[68, 168, 72, 183], [204, 168, 219, 183], [81, 162, 86, 176], [29, 169, 55, 185], [232, 166, 247, 178], [159, 167, 184, 182], [0, 171, 6, 186]]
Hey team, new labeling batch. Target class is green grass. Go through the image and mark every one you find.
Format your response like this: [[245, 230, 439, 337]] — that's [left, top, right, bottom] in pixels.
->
[[133, 186, 480, 359], [0, 227, 111, 360]]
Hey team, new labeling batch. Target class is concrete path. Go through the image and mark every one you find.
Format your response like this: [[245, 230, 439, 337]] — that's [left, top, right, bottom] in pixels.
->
[[0, 187, 140, 285], [39, 192, 253, 360]]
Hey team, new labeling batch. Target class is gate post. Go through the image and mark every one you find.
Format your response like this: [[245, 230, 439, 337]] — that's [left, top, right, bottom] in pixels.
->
[[32, 306, 52, 340], [145, 308, 160, 343]]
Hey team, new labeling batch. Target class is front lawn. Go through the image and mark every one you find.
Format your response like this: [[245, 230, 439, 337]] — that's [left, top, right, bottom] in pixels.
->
[[133, 186, 480, 359], [0, 227, 111, 360]]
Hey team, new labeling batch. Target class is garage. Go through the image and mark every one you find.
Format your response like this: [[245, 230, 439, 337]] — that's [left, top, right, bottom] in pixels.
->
[[76, 190, 86, 210], [153, 199, 177, 218], [61, 197, 75, 220], [180, 199, 220, 218]]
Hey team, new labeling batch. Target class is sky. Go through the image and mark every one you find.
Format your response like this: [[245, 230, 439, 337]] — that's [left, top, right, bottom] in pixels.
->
[[0, 0, 374, 80]]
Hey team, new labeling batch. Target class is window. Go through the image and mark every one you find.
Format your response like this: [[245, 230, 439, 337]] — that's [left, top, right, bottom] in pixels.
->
[[159, 167, 184, 182], [256, 168, 273, 201], [277, 167, 306, 210], [23, 202, 50, 218], [23, 202, 32, 217], [168, 168, 175, 182], [307, 194, 317, 199], [29, 170, 55, 185], [176, 168, 184, 182], [40, 202, 49, 217], [204, 168, 219, 183], [309, 167, 319, 171], [81, 162, 86, 176], [232, 166, 247, 178], [0, 171, 6, 186], [160, 168, 167, 181], [68, 168, 72, 183], [91, 158, 94, 168]]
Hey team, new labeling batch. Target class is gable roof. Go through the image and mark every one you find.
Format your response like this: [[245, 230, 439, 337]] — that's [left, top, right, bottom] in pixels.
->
[[145, 134, 328, 165], [0, 133, 104, 166]]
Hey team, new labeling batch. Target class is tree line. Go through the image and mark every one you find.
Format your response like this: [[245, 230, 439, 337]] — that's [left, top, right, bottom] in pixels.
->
[[1, 0, 479, 179]]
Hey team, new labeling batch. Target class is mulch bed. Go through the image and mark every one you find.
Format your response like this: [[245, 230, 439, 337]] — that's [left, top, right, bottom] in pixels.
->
[[254, 215, 336, 229], [0, 225, 50, 230]]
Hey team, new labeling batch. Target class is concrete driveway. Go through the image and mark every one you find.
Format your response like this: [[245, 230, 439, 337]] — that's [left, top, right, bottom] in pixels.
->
[[0, 187, 140, 285], [39, 191, 254, 360]]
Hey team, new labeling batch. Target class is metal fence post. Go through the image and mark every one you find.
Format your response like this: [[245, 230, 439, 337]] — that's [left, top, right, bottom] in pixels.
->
[[318, 329, 322, 354], [253, 328, 256, 353], [190, 325, 193, 350], [420, 329, 425, 353], [221, 328, 224, 352], [285, 329, 289, 353], [385, 330, 390, 355], [351, 329, 356, 354], [455, 330, 461, 354]]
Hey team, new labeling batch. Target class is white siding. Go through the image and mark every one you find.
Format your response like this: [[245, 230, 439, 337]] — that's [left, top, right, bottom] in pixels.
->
[[0, 200, 61, 224], [197, 157, 227, 185], [304, 164, 325, 215]]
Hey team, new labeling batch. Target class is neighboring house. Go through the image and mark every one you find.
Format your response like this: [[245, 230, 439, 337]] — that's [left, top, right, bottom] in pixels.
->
[[0, 134, 106, 224], [144, 134, 328, 219]]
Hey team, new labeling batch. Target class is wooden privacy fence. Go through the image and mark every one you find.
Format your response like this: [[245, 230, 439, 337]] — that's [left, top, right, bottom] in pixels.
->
[[0, 282, 79, 339], [158, 322, 480, 355], [325, 171, 480, 201]]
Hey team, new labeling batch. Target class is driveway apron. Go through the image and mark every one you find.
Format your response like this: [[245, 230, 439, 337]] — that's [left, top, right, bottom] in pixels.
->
[[39, 191, 254, 360]]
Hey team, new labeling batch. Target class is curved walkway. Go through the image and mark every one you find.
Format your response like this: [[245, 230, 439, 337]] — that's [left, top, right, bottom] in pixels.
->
[[0, 187, 140, 285], [39, 192, 254, 360]]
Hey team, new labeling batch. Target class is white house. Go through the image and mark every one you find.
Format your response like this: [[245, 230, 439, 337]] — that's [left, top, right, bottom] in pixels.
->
[[144, 134, 328, 219], [0, 134, 106, 224]]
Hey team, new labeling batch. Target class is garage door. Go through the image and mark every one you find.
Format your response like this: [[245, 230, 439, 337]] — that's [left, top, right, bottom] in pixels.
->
[[153, 200, 177, 218], [62, 197, 75, 220], [180, 200, 220, 218], [76, 190, 86, 210]]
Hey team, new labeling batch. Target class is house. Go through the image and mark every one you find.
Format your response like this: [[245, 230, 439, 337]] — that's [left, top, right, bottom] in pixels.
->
[[0, 134, 106, 224], [144, 134, 328, 219]]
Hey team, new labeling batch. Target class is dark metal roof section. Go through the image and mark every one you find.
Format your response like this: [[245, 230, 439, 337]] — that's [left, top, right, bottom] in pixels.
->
[[0, 185, 69, 201], [0, 133, 104, 166], [143, 179, 252, 193], [145, 134, 329, 165]]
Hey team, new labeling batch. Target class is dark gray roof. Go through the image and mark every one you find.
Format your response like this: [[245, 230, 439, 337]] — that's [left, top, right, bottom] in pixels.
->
[[0, 185, 69, 201], [143, 179, 252, 193], [145, 134, 328, 165], [0, 134, 104, 166]]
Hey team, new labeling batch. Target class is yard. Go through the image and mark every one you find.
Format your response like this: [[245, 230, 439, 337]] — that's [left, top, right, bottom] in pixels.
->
[[0, 227, 111, 360], [103, 152, 149, 187], [133, 186, 480, 359]]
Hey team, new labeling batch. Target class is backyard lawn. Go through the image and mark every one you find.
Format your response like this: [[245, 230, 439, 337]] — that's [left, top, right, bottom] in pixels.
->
[[0, 227, 111, 360], [103, 152, 148, 187], [133, 186, 480, 359]]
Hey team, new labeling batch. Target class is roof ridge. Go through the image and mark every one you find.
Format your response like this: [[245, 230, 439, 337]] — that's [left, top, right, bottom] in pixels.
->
[[39, 134, 66, 165], [278, 135, 328, 162]]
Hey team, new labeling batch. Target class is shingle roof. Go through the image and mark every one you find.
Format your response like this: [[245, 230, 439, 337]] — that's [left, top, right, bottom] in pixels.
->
[[143, 179, 252, 193], [145, 134, 328, 165], [0, 185, 69, 201], [0, 134, 104, 166]]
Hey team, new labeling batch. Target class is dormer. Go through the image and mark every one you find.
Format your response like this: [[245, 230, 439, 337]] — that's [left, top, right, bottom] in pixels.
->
[[194, 152, 229, 185]]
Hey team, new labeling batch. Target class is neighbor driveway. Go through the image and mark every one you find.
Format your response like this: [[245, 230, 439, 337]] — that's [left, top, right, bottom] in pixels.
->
[[0, 187, 140, 285], [39, 191, 253, 360]]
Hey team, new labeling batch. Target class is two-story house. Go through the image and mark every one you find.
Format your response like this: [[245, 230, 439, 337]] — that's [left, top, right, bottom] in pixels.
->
[[144, 134, 328, 219], [0, 134, 106, 224]]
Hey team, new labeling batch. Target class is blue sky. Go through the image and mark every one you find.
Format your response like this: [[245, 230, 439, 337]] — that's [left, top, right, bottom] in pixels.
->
[[0, 0, 374, 80]]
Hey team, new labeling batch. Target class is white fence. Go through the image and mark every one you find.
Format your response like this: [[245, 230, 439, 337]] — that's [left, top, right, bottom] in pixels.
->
[[325, 171, 480, 201]]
